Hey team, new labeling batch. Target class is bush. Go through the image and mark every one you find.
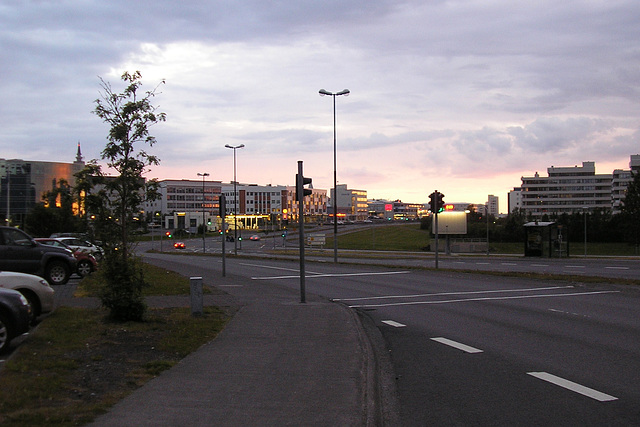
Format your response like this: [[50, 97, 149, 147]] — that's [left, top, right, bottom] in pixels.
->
[[97, 252, 148, 321]]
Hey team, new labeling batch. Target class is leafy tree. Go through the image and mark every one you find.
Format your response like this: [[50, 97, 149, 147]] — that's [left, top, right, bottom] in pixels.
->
[[621, 170, 640, 249], [90, 71, 166, 321]]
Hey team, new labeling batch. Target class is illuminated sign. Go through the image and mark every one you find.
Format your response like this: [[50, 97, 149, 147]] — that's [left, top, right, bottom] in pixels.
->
[[385, 204, 393, 211], [444, 204, 455, 211]]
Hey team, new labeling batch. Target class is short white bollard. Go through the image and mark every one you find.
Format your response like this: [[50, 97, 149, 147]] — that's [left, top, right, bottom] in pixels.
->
[[190, 276, 203, 317]]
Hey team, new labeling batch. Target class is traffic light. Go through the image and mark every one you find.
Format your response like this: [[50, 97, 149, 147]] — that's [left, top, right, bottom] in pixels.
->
[[437, 192, 445, 213], [429, 191, 446, 213], [219, 194, 226, 218], [165, 231, 172, 238], [295, 173, 312, 202]]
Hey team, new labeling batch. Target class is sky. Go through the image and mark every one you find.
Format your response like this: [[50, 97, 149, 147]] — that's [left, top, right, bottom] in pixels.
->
[[2, 1, 640, 213]]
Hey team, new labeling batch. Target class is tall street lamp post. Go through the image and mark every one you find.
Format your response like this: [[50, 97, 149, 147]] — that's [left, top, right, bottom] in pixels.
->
[[225, 144, 245, 255], [319, 88, 350, 263], [197, 172, 209, 253]]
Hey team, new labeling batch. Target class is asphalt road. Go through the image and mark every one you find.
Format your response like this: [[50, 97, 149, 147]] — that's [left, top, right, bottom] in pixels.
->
[[138, 252, 640, 426]]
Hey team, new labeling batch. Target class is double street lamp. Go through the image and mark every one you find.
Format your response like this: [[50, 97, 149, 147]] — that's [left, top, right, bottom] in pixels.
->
[[197, 172, 209, 253], [319, 88, 350, 263], [225, 144, 245, 255]]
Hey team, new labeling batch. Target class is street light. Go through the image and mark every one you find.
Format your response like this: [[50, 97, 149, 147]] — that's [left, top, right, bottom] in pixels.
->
[[197, 172, 209, 253], [225, 144, 245, 255], [319, 88, 350, 263]]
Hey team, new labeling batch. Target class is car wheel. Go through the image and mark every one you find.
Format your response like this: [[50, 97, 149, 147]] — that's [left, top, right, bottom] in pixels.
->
[[0, 312, 12, 354], [45, 260, 70, 285], [77, 260, 93, 277]]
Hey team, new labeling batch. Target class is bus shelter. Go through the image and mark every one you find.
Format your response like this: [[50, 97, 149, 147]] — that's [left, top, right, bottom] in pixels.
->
[[524, 221, 568, 257]]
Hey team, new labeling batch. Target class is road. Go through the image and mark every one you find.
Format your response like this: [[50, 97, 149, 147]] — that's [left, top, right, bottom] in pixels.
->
[[147, 233, 640, 280], [138, 251, 640, 426]]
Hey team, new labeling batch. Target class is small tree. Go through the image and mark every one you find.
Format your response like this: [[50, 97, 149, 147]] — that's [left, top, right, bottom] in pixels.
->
[[621, 170, 640, 251], [91, 71, 166, 321]]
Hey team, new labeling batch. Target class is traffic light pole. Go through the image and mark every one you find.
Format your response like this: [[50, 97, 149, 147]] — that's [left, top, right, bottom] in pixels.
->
[[220, 194, 226, 277], [297, 161, 307, 303], [434, 208, 439, 269]]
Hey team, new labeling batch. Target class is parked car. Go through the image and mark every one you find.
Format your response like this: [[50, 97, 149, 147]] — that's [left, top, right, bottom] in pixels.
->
[[35, 238, 98, 277], [0, 271, 55, 322], [0, 226, 77, 285], [52, 237, 104, 261], [0, 287, 31, 353]]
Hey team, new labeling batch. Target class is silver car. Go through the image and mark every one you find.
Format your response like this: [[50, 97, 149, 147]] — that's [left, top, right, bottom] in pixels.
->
[[0, 271, 55, 322], [53, 237, 104, 261]]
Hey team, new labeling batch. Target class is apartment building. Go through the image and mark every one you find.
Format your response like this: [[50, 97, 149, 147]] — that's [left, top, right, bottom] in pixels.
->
[[518, 155, 638, 218]]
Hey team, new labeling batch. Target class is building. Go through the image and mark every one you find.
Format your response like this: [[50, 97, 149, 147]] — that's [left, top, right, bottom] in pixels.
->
[[368, 199, 424, 220], [519, 156, 639, 218], [486, 195, 499, 216], [0, 144, 85, 226], [145, 179, 223, 230], [146, 179, 326, 231], [612, 155, 640, 213], [508, 187, 523, 213], [330, 184, 368, 222], [285, 185, 327, 223]]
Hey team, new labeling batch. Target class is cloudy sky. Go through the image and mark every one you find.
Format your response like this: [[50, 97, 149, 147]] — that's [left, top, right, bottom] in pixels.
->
[[2, 1, 640, 212]]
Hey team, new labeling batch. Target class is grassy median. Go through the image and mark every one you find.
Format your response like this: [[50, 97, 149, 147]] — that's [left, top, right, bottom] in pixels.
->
[[0, 264, 232, 426]]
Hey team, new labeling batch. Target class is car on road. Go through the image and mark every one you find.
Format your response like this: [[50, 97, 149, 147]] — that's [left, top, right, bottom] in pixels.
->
[[52, 237, 104, 261], [174, 242, 185, 249], [0, 271, 55, 322], [0, 226, 77, 285], [249, 235, 260, 241], [0, 287, 31, 353], [35, 238, 98, 277]]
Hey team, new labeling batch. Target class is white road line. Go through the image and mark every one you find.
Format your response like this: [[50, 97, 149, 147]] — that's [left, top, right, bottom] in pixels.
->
[[251, 270, 410, 280], [531, 264, 549, 267], [475, 262, 490, 265], [381, 320, 406, 328], [605, 266, 629, 270], [336, 286, 574, 303], [564, 265, 585, 269], [501, 263, 517, 266], [431, 337, 483, 353], [348, 290, 619, 308], [527, 372, 618, 402]]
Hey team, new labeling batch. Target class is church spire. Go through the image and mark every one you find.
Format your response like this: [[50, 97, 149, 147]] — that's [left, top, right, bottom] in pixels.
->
[[75, 141, 83, 163]]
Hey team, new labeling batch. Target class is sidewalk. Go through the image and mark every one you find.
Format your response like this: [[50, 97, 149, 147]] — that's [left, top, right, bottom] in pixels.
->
[[55, 272, 389, 426]]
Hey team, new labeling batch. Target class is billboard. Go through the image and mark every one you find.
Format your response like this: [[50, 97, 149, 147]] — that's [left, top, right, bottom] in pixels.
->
[[433, 212, 467, 234]]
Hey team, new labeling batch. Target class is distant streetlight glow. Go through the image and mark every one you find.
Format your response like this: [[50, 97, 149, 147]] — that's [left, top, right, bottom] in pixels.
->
[[319, 88, 350, 263]]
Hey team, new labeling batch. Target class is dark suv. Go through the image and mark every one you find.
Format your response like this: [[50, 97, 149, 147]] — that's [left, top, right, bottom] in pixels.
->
[[0, 226, 77, 285]]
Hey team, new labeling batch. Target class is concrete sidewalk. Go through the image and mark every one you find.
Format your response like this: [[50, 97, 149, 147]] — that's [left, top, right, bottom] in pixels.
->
[[54, 270, 390, 426]]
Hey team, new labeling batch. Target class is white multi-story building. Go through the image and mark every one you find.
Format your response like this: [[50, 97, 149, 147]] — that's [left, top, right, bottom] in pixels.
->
[[486, 195, 499, 216], [146, 179, 326, 230], [508, 187, 523, 213], [612, 155, 640, 213], [519, 156, 640, 218]]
